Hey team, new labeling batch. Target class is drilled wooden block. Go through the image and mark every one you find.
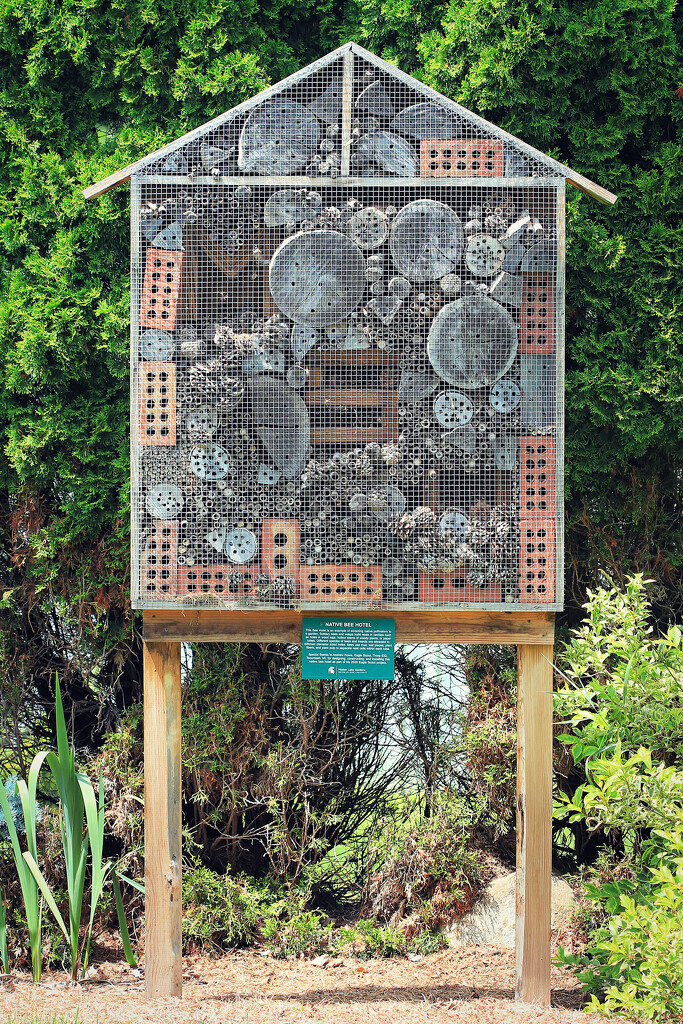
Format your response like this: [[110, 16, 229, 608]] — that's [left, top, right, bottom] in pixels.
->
[[141, 522, 178, 599], [140, 249, 184, 331], [300, 565, 381, 602], [138, 362, 176, 446], [261, 519, 300, 593], [177, 566, 258, 600], [519, 436, 556, 519], [519, 275, 555, 354], [418, 572, 502, 604], [420, 139, 504, 177], [519, 521, 556, 603]]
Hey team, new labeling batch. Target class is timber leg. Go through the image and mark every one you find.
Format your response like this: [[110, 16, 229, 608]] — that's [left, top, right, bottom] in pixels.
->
[[515, 641, 554, 1005], [144, 641, 182, 998]]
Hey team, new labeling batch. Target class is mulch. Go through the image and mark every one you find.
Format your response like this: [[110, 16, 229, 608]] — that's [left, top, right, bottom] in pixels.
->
[[0, 945, 612, 1024]]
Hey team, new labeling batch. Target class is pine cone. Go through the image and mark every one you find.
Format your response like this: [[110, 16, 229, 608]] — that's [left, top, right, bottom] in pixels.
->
[[411, 506, 436, 530]]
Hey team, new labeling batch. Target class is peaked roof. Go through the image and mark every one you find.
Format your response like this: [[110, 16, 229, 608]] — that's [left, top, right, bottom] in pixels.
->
[[83, 41, 616, 205]]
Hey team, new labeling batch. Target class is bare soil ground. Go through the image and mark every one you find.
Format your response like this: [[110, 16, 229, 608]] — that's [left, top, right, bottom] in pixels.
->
[[0, 945, 609, 1024]]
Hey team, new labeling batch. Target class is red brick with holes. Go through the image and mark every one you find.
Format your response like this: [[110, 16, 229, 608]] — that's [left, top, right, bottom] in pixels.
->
[[518, 436, 556, 519], [141, 521, 178, 599], [417, 571, 502, 603], [138, 362, 176, 446], [140, 249, 184, 331], [519, 521, 556, 603], [420, 139, 504, 177], [300, 565, 381, 602], [519, 275, 556, 354]]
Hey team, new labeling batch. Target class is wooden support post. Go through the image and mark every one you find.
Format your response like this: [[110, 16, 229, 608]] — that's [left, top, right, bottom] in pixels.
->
[[340, 50, 354, 177], [144, 641, 183, 998], [515, 640, 554, 1005]]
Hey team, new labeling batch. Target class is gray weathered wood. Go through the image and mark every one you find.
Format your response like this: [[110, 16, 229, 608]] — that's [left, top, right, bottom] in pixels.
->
[[151, 222, 184, 251], [308, 75, 343, 124], [291, 323, 320, 359], [269, 229, 366, 326], [398, 370, 439, 403], [428, 294, 519, 388], [250, 377, 310, 479], [264, 189, 316, 227], [356, 132, 418, 175], [346, 207, 389, 248], [340, 52, 354, 177], [520, 353, 555, 429], [355, 81, 395, 118], [146, 483, 184, 519], [554, 179, 566, 609], [238, 100, 321, 175], [391, 101, 465, 140], [390, 199, 464, 282], [520, 240, 557, 274], [489, 271, 523, 307], [140, 330, 176, 361], [465, 234, 505, 277], [142, 174, 562, 188]]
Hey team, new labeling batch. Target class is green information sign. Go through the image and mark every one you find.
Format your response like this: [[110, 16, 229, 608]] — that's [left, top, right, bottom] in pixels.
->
[[301, 618, 395, 680]]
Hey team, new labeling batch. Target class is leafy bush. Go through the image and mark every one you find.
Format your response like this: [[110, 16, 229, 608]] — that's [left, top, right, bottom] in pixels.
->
[[262, 905, 331, 959], [182, 866, 274, 952], [364, 792, 484, 936], [332, 919, 406, 959], [555, 577, 683, 1019]]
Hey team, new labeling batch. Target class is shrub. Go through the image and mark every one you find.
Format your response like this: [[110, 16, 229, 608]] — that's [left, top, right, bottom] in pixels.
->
[[555, 577, 683, 1019], [332, 919, 406, 959], [182, 866, 273, 952]]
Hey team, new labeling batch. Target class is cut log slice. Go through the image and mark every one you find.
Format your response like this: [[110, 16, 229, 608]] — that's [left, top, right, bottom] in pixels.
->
[[390, 199, 464, 282], [398, 370, 440, 403], [291, 324, 320, 360], [346, 207, 389, 249], [264, 190, 313, 228], [308, 76, 343, 124], [355, 132, 418, 176], [428, 295, 518, 389], [140, 330, 176, 361], [465, 234, 505, 277], [151, 222, 184, 251], [391, 102, 466, 140], [520, 240, 557, 274], [188, 444, 231, 481], [146, 483, 184, 519], [355, 82, 395, 118], [269, 229, 366, 327], [251, 377, 311, 480], [238, 101, 321, 175]]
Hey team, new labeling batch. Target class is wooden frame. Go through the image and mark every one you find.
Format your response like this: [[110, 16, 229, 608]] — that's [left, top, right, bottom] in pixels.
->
[[142, 610, 555, 1006]]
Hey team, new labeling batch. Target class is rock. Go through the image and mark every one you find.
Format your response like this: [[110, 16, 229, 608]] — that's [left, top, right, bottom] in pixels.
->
[[447, 872, 577, 948]]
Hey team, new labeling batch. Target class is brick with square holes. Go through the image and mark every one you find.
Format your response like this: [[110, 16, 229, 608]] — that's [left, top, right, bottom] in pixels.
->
[[519, 436, 556, 519], [177, 566, 258, 600], [420, 139, 504, 177], [519, 275, 555, 354], [261, 519, 300, 594], [141, 521, 178, 599], [418, 572, 501, 603], [140, 249, 184, 331], [519, 521, 556, 603], [137, 362, 176, 446], [300, 565, 381, 603]]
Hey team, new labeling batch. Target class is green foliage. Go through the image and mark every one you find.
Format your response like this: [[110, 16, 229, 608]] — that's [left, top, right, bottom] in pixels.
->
[[182, 865, 277, 951], [361, 1, 683, 617], [0, 678, 138, 980], [0, 887, 7, 974], [262, 904, 331, 959], [554, 577, 683, 1019], [332, 918, 406, 958]]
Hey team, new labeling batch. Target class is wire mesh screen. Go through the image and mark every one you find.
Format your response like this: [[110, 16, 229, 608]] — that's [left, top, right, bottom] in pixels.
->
[[131, 51, 564, 611]]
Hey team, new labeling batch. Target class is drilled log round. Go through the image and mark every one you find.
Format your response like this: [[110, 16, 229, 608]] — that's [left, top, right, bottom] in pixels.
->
[[389, 200, 464, 282], [346, 207, 389, 249], [433, 391, 474, 427], [146, 483, 184, 519], [140, 330, 176, 361], [355, 82, 395, 118], [238, 101, 321, 175], [427, 295, 518, 389], [188, 444, 231, 481], [465, 234, 505, 277], [269, 229, 366, 326], [355, 132, 418, 176], [264, 190, 313, 228], [391, 102, 466, 140]]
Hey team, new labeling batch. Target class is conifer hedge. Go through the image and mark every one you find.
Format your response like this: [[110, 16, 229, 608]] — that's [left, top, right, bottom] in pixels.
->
[[0, 2, 680, 720]]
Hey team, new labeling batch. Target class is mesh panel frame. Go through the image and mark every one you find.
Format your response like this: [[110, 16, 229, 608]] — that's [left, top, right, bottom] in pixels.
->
[[130, 51, 565, 612]]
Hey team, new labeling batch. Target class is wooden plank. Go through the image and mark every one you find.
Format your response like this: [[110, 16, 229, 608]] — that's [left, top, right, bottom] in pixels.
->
[[143, 609, 556, 644], [143, 641, 182, 998], [306, 389, 387, 406], [340, 50, 354, 177], [554, 180, 566, 609], [311, 426, 390, 444], [143, 174, 564, 188], [516, 640, 554, 1006]]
